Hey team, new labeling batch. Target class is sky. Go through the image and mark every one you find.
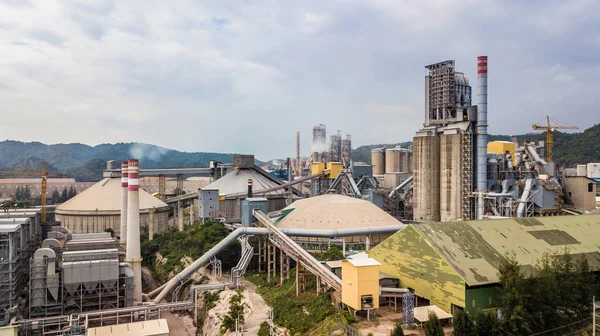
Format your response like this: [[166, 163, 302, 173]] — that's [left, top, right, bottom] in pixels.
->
[[0, 1, 599, 161]]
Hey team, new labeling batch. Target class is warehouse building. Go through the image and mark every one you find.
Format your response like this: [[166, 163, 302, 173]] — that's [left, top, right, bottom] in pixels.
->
[[275, 194, 404, 251], [369, 214, 600, 315], [55, 177, 169, 237]]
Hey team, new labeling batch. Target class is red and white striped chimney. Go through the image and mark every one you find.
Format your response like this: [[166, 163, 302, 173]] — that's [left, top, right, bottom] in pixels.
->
[[126, 159, 142, 302], [120, 161, 128, 246]]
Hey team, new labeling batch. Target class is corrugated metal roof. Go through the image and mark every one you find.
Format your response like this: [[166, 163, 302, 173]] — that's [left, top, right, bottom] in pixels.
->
[[411, 214, 600, 286], [56, 178, 168, 213], [276, 194, 403, 230], [87, 318, 169, 336], [203, 168, 284, 196]]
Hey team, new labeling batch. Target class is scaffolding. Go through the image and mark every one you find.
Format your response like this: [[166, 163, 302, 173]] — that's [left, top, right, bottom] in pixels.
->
[[426, 60, 457, 124], [462, 132, 475, 220]]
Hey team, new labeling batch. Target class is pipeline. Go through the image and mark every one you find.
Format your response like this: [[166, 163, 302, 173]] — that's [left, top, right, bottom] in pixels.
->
[[517, 178, 535, 217], [150, 227, 268, 302], [388, 176, 413, 199]]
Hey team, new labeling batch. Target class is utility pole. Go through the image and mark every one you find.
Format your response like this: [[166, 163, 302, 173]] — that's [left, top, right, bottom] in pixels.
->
[[594, 295, 597, 336]]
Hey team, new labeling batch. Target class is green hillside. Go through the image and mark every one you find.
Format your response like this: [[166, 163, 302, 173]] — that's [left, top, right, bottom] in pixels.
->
[[351, 123, 600, 166], [0, 141, 236, 182]]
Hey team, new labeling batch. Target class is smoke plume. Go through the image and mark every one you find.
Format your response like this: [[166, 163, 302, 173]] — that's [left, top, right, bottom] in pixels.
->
[[129, 143, 169, 161]]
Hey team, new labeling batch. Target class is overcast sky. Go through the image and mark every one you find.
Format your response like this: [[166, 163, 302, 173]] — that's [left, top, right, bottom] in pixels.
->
[[0, 1, 598, 160]]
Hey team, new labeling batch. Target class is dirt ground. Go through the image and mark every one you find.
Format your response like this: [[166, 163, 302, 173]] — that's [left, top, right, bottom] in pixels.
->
[[354, 306, 453, 336], [164, 312, 197, 336]]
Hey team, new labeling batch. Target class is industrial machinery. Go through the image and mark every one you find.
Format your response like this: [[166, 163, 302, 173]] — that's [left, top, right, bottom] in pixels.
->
[[0, 163, 63, 222], [532, 116, 578, 162]]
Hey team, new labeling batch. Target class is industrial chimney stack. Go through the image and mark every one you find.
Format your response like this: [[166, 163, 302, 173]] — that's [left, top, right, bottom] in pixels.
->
[[120, 161, 128, 246], [126, 159, 142, 302], [476, 56, 488, 219]]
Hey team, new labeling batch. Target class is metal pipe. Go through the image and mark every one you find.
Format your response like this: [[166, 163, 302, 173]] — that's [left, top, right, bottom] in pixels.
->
[[151, 227, 268, 302], [517, 178, 534, 217], [120, 161, 128, 246], [126, 159, 142, 302], [388, 175, 413, 198], [476, 56, 488, 219], [280, 226, 404, 238]]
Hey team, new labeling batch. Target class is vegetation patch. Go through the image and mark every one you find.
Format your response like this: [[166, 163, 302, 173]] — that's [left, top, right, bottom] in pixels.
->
[[141, 220, 240, 283]]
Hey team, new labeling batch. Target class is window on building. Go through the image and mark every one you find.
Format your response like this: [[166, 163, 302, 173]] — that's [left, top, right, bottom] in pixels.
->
[[472, 299, 476, 308], [489, 297, 492, 305], [588, 183, 594, 192]]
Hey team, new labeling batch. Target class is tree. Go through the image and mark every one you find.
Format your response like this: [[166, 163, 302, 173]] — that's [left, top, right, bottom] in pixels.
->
[[23, 186, 31, 200], [60, 187, 68, 202], [68, 186, 77, 199], [390, 321, 405, 336], [474, 311, 502, 336], [498, 253, 530, 336], [424, 311, 444, 336], [452, 308, 474, 336], [51, 189, 60, 204], [13, 186, 21, 201]]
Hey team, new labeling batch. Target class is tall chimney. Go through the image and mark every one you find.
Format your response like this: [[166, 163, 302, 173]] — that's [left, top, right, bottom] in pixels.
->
[[476, 56, 488, 219], [120, 161, 128, 246], [126, 159, 142, 302]]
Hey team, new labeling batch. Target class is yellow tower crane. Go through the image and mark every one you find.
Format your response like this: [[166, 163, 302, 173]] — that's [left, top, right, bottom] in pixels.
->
[[0, 163, 63, 222], [532, 116, 578, 162]]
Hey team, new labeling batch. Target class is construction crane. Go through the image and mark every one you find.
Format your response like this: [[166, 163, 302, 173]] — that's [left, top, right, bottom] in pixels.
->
[[0, 163, 63, 222], [532, 116, 578, 162]]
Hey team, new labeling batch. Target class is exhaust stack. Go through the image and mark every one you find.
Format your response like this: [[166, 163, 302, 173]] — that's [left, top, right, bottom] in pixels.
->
[[476, 56, 488, 219], [126, 159, 142, 302], [120, 161, 128, 246]]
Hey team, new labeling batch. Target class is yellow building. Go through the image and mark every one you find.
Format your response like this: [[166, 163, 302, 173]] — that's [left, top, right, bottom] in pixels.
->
[[487, 141, 516, 165], [341, 254, 380, 312], [0, 326, 18, 336]]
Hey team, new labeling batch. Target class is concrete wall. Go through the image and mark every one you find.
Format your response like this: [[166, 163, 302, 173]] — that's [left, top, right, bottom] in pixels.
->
[[440, 134, 463, 222], [413, 136, 441, 221], [566, 177, 597, 211], [56, 210, 169, 237]]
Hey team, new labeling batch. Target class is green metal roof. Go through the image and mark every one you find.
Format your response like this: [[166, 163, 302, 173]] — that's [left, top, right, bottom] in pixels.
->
[[411, 214, 600, 286]]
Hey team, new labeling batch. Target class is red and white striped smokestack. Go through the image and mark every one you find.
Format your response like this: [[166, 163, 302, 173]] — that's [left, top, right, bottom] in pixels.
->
[[126, 159, 142, 302], [476, 56, 488, 220], [120, 161, 128, 246]]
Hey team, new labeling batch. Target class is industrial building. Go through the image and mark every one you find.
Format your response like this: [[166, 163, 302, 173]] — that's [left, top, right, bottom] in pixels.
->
[[0, 209, 42, 321], [369, 214, 600, 315], [0, 179, 94, 201], [275, 194, 404, 251], [29, 230, 134, 318], [55, 175, 169, 238], [201, 154, 298, 221]]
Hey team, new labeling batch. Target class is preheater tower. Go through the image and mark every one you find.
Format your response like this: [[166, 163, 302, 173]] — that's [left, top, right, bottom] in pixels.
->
[[126, 159, 142, 302], [120, 161, 128, 246]]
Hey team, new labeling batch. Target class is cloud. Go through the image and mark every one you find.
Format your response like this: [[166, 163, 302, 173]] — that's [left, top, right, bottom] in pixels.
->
[[0, 0, 598, 160]]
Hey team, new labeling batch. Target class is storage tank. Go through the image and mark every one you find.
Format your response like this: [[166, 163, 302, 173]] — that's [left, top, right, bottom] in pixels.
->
[[385, 147, 401, 173], [371, 148, 385, 175]]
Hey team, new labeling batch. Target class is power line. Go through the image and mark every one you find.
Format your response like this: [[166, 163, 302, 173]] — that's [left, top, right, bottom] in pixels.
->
[[529, 317, 592, 336]]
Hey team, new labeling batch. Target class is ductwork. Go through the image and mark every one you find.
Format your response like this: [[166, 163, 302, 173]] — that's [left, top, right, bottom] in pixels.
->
[[32, 248, 59, 301], [517, 178, 535, 217], [41, 238, 61, 250]]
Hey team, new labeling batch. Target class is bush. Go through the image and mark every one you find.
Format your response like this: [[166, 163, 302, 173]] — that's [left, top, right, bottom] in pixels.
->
[[390, 321, 405, 336], [258, 321, 270, 336], [314, 247, 345, 261], [221, 290, 246, 332], [424, 311, 444, 336]]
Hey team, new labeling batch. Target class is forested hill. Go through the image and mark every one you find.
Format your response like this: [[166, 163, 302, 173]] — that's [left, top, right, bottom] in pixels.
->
[[0, 141, 235, 182], [351, 123, 600, 166]]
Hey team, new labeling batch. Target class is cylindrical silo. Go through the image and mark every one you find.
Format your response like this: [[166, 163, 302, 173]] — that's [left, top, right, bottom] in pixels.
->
[[399, 150, 408, 172], [385, 147, 401, 173], [407, 151, 414, 173], [413, 135, 440, 222], [371, 148, 385, 175]]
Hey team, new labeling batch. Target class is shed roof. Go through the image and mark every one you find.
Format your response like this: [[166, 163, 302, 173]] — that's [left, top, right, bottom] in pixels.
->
[[410, 215, 600, 286], [413, 305, 452, 322], [56, 178, 168, 213], [203, 167, 285, 196], [276, 194, 403, 230], [87, 318, 169, 336]]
